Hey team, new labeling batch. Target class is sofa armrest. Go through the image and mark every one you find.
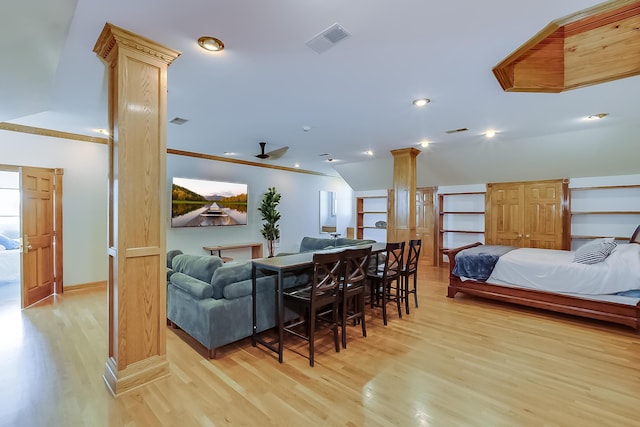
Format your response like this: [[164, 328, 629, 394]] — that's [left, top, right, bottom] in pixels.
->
[[166, 268, 175, 282], [170, 272, 214, 299]]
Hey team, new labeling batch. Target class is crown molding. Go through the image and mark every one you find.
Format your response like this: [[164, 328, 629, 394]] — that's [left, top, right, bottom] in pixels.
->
[[167, 148, 329, 176], [0, 122, 108, 144]]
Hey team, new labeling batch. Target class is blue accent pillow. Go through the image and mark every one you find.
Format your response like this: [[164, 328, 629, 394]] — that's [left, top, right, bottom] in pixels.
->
[[0, 233, 19, 250]]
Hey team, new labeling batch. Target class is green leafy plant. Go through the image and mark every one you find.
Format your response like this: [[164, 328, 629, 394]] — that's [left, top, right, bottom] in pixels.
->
[[257, 186, 282, 257]]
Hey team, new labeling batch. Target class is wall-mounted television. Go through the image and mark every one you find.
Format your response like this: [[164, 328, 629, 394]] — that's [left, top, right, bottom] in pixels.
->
[[171, 177, 248, 227]]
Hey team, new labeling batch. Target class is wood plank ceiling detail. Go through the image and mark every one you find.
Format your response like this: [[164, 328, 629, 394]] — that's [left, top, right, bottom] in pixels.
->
[[493, 0, 640, 93]]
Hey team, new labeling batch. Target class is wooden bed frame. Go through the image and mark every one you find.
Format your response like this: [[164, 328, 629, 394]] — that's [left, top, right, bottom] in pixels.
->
[[444, 226, 640, 331]]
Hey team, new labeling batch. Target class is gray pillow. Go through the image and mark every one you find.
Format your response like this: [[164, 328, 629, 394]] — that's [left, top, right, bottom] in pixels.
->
[[573, 240, 617, 264], [0, 233, 19, 250], [170, 272, 214, 299], [172, 254, 223, 283], [210, 261, 257, 299]]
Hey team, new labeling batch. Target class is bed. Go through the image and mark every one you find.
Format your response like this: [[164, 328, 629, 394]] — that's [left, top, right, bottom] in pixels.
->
[[444, 225, 640, 330]]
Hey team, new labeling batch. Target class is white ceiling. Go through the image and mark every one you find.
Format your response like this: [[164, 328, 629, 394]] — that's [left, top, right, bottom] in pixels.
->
[[2, 0, 639, 188]]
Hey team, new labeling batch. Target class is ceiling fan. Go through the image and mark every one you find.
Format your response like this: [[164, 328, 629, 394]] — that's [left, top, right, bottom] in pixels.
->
[[255, 141, 289, 160]]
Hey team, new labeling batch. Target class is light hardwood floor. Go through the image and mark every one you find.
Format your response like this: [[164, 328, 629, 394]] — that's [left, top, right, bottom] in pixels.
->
[[1, 266, 639, 427]]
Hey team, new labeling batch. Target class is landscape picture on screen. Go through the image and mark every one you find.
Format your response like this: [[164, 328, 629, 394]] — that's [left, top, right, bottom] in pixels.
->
[[171, 177, 248, 227]]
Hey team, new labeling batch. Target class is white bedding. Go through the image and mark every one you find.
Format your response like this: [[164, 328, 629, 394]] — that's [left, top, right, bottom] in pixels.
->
[[487, 244, 640, 295], [0, 248, 20, 283]]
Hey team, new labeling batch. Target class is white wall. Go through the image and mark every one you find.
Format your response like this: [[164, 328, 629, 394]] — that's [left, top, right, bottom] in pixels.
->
[[0, 129, 108, 287], [167, 154, 354, 259], [0, 130, 356, 286]]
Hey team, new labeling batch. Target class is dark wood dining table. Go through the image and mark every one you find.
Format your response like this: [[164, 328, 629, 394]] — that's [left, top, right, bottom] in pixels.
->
[[251, 242, 386, 362]]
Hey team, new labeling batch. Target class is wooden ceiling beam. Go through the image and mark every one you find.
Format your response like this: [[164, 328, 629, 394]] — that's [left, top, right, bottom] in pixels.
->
[[493, 0, 640, 93]]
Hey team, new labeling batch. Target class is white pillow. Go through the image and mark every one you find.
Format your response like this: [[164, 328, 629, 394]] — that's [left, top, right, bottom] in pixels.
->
[[574, 239, 617, 264], [0, 244, 5, 251]]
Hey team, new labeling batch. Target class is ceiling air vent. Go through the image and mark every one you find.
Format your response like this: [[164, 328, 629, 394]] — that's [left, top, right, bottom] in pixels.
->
[[306, 23, 351, 54], [445, 127, 469, 134], [170, 117, 188, 125]]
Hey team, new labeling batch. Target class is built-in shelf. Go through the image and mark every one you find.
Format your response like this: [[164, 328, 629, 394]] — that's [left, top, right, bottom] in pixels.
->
[[437, 192, 486, 265], [440, 211, 485, 215], [571, 235, 630, 241], [570, 184, 640, 248], [571, 185, 640, 191], [356, 194, 389, 240], [572, 211, 640, 215]]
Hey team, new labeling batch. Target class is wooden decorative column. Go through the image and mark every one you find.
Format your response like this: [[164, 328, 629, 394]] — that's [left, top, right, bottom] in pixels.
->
[[93, 23, 180, 396], [388, 148, 421, 244]]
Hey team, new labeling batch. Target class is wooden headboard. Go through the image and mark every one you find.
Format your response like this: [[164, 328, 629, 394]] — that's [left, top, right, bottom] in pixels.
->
[[630, 225, 640, 244]]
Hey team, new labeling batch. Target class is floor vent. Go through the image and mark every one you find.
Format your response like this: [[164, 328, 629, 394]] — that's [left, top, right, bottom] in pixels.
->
[[306, 23, 351, 54]]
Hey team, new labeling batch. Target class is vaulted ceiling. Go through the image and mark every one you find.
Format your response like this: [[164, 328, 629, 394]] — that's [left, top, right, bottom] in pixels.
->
[[1, 0, 639, 189]]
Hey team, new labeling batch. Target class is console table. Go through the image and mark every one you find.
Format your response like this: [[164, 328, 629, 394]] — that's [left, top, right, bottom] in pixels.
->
[[203, 242, 263, 261], [251, 241, 386, 363]]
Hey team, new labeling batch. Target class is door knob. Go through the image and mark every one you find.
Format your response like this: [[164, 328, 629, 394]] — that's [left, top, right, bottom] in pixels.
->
[[525, 234, 530, 238], [23, 235, 33, 253], [517, 234, 523, 238]]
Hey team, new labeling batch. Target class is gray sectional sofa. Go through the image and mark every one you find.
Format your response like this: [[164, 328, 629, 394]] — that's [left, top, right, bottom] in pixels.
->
[[166, 236, 376, 358], [284, 236, 377, 254], [166, 252, 309, 358]]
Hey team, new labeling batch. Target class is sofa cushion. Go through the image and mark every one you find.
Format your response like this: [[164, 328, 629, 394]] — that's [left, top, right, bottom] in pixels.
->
[[210, 261, 266, 299], [298, 237, 377, 253], [172, 254, 223, 283], [170, 272, 214, 299], [336, 238, 376, 247], [223, 275, 275, 300], [299, 237, 338, 253]]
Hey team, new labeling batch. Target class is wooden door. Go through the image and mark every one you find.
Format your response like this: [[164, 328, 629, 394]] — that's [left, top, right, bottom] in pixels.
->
[[523, 181, 565, 249], [486, 179, 567, 250], [486, 183, 524, 246], [415, 187, 435, 266], [20, 167, 55, 307]]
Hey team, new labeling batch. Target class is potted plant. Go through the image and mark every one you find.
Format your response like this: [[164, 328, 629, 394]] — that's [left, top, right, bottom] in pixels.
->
[[258, 186, 282, 257]]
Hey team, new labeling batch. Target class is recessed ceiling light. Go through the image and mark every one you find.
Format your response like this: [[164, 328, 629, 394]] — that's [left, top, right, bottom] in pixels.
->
[[93, 128, 109, 135], [327, 158, 335, 162], [197, 36, 224, 52], [484, 129, 497, 138], [365, 150, 374, 156], [294, 163, 300, 168], [585, 113, 608, 120], [412, 98, 431, 107], [223, 151, 236, 155], [419, 140, 430, 148]]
